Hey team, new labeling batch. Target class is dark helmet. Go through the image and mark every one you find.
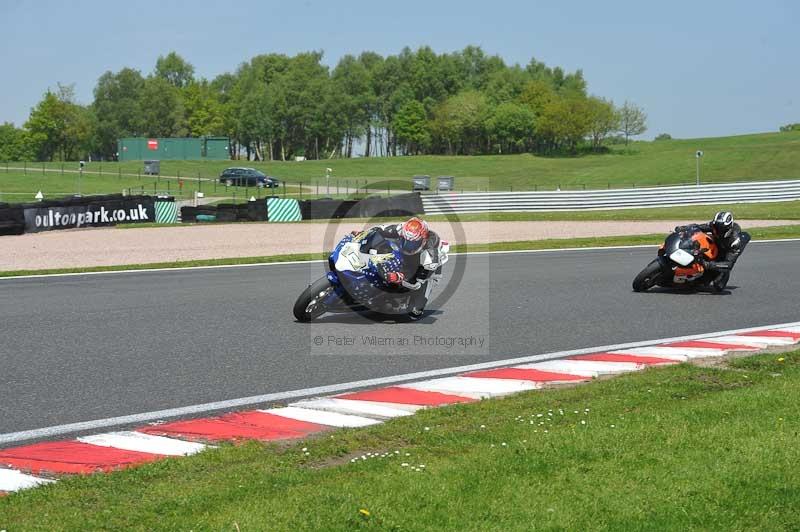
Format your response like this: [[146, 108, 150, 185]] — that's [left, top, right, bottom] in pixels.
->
[[711, 211, 734, 238], [398, 217, 429, 255]]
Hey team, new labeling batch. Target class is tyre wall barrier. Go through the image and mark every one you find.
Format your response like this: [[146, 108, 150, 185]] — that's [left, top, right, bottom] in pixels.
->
[[177, 193, 423, 224], [180, 202, 268, 224], [16, 194, 160, 233], [0, 205, 25, 235], [420, 180, 800, 214], [299, 193, 424, 220]]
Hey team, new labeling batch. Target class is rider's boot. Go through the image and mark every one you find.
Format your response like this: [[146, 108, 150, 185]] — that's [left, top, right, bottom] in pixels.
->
[[709, 271, 730, 293]]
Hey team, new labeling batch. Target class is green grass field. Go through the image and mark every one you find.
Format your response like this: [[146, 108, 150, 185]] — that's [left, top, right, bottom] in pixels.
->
[[2, 349, 798, 530], [2, 130, 799, 200]]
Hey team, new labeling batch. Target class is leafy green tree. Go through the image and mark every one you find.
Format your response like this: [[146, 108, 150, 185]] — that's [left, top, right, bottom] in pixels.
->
[[432, 91, 490, 155], [154, 52, 195, 88], [586, 97, 619, 150], [485, 102, 536, 154], [332, 55, 370, 158], [393, 100, 431, 155], [537, 95, 592, 153], [91, 68, 145, 158], [484, 67, 529, 105], [139, 77, 187, 137], [0, 123, 35, 161], [617, 101, 648, 145], [183, 81, 225, 137], [518, 80, 557, 115], [25, 85, 91, 161]]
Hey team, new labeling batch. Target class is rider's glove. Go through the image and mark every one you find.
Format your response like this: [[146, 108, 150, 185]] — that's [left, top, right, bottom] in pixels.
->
[[385, 271, 405, 285]]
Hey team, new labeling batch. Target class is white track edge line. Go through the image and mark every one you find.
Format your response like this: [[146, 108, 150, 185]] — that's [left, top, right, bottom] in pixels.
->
[[3, 237, 798, 281], [2, 319, 798, 446]]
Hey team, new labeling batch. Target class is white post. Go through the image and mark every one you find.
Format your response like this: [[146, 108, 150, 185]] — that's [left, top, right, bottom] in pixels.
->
[[695, 150, 704, 186]]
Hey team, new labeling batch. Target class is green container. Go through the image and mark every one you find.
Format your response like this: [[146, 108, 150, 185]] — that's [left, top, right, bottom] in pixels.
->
[[118, 137, 230, 161]]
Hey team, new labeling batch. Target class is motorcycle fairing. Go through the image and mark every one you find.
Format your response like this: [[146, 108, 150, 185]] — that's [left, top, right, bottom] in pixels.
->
[[673, 263, 705, 283]]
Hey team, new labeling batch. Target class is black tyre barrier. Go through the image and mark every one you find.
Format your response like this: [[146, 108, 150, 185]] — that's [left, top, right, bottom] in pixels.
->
[[0, 206, 25, 235], [299, 193, 424, 220], [177, 193, 422, 225], [246, 202, 267, 221], [181, 201, 268, 224], [180, 206, 198, 222], [0, 195, 174, 236], [7, 194, 160, 234]]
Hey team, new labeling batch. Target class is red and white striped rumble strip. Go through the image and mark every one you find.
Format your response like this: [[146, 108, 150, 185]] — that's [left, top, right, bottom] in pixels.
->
[[1, 322, 798, 494]]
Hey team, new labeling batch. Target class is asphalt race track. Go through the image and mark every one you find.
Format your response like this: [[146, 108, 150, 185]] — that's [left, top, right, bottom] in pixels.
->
[[1, 240, 798, 436]]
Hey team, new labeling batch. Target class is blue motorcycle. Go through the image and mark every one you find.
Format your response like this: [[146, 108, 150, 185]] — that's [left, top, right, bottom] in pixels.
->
[[293, 233, 450, 322]]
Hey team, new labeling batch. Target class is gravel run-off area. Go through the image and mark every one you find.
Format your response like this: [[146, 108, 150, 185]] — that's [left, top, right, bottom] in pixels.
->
[[2, 219, 795, 271]]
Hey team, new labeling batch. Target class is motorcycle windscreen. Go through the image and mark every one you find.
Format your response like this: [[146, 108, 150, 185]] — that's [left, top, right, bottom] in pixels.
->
[[669, 248, 695, 266]]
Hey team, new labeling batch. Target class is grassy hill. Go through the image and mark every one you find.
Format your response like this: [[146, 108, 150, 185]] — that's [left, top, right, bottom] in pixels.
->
[[1, 131, 799, 200]]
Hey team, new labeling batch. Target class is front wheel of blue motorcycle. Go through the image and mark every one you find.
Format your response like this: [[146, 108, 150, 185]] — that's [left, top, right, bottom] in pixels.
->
[[293, 277, 333, 322]]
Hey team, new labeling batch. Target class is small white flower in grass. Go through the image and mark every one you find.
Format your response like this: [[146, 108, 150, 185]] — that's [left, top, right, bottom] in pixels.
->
[[419, 464, 426, 468], [394, 450, 400, 454], [405, 453, 411, 457], [301, 447, 308, 452], [581, 420, 586, 425], [585, 408, 590, 412], [401, 463, 409, 467], [424, 426, 430, 431], [501, 442, 507, 447], [548, 412, 553, 417], [304, 452, 310, 456], [480, 424, 486, 429], [491, 444, 495, 448], [522, 439, 527, 443], [610, 425, 616, 428], [529, 420, 534, 425], [544, 430, 548, 433], [574, 410, 579, 414], [537, 413, 543, 418], [361, 455, 367, 460]]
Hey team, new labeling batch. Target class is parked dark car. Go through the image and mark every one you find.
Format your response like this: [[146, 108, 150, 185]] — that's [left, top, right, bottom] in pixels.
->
[[219, 167, 280, 188]]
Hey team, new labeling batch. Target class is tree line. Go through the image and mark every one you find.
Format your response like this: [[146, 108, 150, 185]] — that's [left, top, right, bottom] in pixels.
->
[[0, 47, 647, 162]]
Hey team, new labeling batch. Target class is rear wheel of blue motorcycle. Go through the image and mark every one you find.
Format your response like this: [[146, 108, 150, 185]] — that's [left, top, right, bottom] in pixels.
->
[[293, 277, 333, 322]]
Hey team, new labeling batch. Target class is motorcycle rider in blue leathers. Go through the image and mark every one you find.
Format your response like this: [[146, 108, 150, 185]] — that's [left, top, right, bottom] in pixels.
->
[[341, 217, 441, 318]]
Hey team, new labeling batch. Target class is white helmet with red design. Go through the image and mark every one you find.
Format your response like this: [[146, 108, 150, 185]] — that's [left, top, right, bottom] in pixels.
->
[[398, 217, 429, 255]]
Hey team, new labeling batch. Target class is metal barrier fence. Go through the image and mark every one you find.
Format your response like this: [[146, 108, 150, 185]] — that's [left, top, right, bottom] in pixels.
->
[[421, 180, 800, 214]]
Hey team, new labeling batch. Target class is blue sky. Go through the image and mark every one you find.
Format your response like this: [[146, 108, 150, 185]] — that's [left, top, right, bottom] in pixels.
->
[[0, 0, 797, 139]]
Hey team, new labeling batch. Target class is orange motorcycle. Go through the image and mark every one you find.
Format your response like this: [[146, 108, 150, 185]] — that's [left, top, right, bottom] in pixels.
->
[[632, 225, 720, 292]]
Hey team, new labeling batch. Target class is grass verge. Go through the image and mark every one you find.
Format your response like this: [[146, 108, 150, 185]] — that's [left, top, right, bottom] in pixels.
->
[[2, 225, 799, 278], [2, 349, 799, 530], [3, 130, 800, 194]]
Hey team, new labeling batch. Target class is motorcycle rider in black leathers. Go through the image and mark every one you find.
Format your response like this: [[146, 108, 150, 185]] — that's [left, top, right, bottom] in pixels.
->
[[348, 217, 442, 318], [675, 211, 751, 291]]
